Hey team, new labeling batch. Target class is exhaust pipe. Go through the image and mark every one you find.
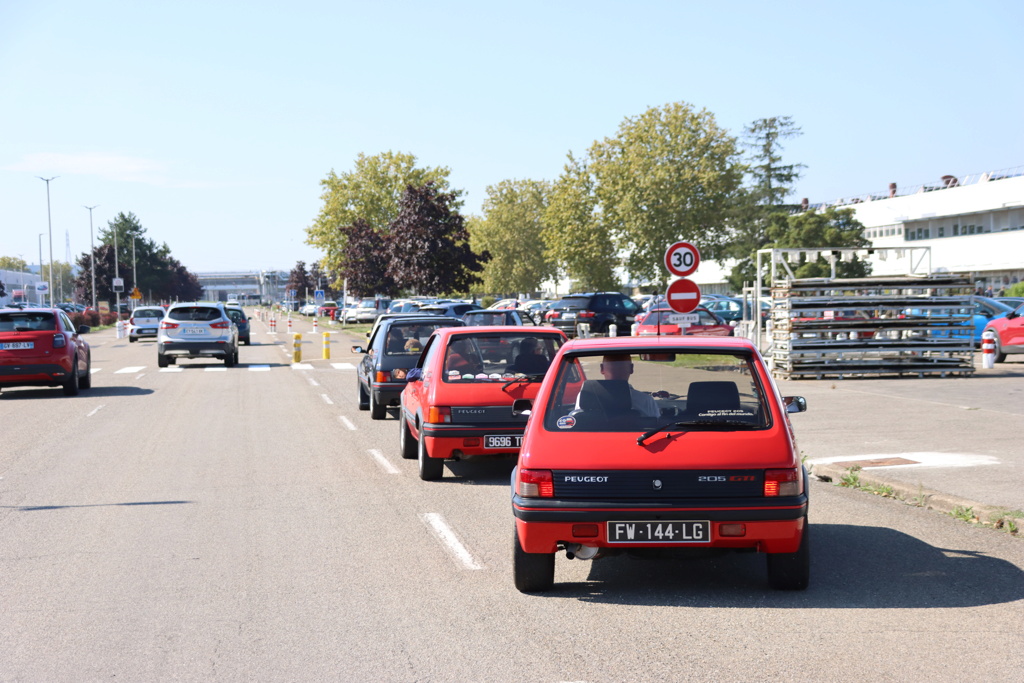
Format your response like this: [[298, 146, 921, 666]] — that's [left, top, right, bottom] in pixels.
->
[[565, 544, 599, 560]]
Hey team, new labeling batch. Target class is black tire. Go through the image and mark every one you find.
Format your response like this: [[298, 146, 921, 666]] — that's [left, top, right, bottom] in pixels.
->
[[399, 412, 418, 460], [225, 349, 236, 367], [79, 354, 92, 389], [370, 389, 386, 420], [62, 364, 80, 396], [513, 525, 555, 592], [357, 380, 369, 410], [991, 332, 1006, 363], [158, 353, 169, 368], [417, 429, 443, 481], [129, 336, 136, 343], [766, 520, 810, 590]]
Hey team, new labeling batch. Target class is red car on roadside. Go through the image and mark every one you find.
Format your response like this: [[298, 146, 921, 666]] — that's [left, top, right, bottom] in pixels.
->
[[983, 301, 1024, 362], [634, 305, 733, 337], [0, 307, 92, 396], [399, 326, 567, 480], [510, 336, 809, 592]]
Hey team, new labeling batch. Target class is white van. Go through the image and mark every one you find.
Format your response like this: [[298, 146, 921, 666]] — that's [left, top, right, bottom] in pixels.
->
[[354, 297, 392, 323]]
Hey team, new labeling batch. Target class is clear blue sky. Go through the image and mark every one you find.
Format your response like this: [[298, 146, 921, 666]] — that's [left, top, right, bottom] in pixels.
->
[[3, 0, 1022, 273]]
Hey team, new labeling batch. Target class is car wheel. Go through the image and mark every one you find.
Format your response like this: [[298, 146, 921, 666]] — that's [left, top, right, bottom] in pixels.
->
[[399, 411, 417, 460], [357, 380, 369, 410], [513, 525, 554, 592], [991, 332, 1006, 363], [79, 353, 92, 390], [225, 349, 236, 367], [766, 519, 810, 590], [417, 429, 443, 481], [158, 353, 169, 368], [62, 364, 80, 396], [370, 389, 386, 420], [129, 336, 136, 343]]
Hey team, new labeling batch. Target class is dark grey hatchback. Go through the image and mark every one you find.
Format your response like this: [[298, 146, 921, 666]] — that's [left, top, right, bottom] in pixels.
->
[[352, 316, 464, 419]]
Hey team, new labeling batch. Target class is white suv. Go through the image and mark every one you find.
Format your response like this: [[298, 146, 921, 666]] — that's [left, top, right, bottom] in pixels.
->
[[157, 302, 239, 367]]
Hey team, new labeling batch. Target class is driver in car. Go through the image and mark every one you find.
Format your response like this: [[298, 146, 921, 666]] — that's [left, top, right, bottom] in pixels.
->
[[576, 353, 660, 417]]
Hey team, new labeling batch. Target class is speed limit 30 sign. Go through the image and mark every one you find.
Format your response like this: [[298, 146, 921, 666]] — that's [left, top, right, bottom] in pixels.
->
[[664, 241, 700, 278]]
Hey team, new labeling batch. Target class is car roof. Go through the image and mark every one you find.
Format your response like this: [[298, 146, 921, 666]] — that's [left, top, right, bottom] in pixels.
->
[[432, 325, 564, 341], [560, 335, 756, 354]]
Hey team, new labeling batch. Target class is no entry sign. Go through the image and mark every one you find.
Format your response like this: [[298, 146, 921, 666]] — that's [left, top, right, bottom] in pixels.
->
[[664, 241, 700, 278], [666, 278, 701, 314]]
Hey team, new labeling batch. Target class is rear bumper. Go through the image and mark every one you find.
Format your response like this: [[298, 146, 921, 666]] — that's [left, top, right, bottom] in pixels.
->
[[515, 515, 805, 554], [0, 362, 72, 387], [158, 341, 234, 357], [422, 423, 526, 458]]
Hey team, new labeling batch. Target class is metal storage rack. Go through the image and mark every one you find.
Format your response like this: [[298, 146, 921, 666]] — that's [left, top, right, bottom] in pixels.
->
[[769, 275, 975, 379]]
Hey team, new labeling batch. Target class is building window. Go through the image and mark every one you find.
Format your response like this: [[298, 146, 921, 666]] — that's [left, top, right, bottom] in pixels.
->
[[939, 226, 945, 237], [954, 225, 960, 236]]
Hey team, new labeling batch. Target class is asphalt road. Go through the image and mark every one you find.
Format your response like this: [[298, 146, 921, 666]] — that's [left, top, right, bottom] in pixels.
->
[[1, 317, 1022, 682]]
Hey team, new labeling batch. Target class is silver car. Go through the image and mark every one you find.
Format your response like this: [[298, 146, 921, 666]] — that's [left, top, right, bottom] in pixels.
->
[[128, 306, 166, 342], [157, 302, 239, 367]]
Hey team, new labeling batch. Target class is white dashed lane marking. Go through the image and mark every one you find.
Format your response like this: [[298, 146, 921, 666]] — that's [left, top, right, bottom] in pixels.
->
[[331, 363, 356, 370], [368, 449, 399, 474], [339, 416, 356, 431], [419, 513, 483, 570], [321, 393, 333, 405], [86, 405, 104, 418], [115, 366, 145, 374]]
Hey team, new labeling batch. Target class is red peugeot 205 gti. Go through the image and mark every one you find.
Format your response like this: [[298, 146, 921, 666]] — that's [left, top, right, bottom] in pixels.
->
[[400, 326, 568, 481], [511, 336, 809, 592]]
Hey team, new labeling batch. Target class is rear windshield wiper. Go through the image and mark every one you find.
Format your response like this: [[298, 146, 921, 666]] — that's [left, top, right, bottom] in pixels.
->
[[637, 419, 759, 446], [502, 374, 544, 390]]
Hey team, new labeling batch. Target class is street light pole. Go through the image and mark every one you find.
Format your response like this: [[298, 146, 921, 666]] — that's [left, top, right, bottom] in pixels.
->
[[37, 234, 44, 305], [37, 176, 58, 305], [114, 227, 120, 316], [84, 205, 99, 310]]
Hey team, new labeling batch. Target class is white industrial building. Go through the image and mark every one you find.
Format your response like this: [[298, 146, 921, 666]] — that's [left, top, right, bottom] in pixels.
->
[[690, 166, 1024, 294]]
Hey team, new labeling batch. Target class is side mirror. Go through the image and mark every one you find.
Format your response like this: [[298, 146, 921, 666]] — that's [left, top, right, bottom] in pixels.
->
[[784, 396, 807, 413], [406, 367, 423, 382], [351, 345, 365, 354], [512, 398, 533, 417]]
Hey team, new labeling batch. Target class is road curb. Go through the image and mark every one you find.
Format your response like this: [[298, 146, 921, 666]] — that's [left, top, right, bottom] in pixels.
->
[[810, 462, 1022, 528]]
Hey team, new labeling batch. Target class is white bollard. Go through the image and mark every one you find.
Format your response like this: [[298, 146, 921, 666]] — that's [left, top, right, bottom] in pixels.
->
[[631, 323, 639, 337], [115, 320, 126, 339], [609, 323, 618, 337], [981, 330, 996, 369]]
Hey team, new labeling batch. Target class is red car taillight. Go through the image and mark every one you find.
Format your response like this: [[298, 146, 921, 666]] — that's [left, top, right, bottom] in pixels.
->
[[546, 311, 559, 320], [375, 370, 391, 382], [577, 311, 596, 319], [210, 320, 230, 329], [427, 406, 452, 423], [53, 333, 66, 348], [517, 469, 554, 498], [160, 321, 179, 330], [764, 469, 802, 497]]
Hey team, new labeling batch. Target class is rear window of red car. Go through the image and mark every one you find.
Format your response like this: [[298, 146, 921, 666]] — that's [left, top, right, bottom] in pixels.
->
[[543, 350, 769, 432], [0, 311, 55, 331], [442, 333, 562, 382]]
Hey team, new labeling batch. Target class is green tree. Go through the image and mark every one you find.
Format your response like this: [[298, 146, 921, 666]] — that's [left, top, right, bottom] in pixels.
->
[[74, 212, 201, 303], [0, 256, 29, 271], [764, 207, 872, 278], [726, 117, 805, 291], [306, 151, 457, 282], [473, 179, 553, 294], [588, 101, 744, 284], [387, 183, 489, 296], [543, 152, 618, 292], [309, 261, 340, 300]]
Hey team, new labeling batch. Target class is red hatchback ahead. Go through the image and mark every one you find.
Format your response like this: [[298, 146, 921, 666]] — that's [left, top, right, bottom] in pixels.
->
[[634, 305, 733, 337], [399, 326, 567, 480], [0, 308, 92, 396], [511, 336, 809, 592]]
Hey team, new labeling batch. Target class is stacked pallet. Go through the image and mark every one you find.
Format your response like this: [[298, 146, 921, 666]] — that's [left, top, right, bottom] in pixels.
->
[[769, 275, 975, 379]]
